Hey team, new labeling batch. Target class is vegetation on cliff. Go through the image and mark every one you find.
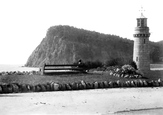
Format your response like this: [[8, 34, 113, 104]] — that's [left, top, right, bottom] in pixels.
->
[[25, 25, 163, 67]]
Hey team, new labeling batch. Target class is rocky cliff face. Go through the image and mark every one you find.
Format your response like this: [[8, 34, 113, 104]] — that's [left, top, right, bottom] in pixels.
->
[[27, 25, 162, 67]]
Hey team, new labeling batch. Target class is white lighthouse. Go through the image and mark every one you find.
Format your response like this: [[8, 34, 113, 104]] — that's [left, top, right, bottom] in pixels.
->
[[133, 11, 150, 76]]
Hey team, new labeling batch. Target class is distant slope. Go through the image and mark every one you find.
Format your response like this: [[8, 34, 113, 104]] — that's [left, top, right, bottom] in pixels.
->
[[25, 25, 162, 67]]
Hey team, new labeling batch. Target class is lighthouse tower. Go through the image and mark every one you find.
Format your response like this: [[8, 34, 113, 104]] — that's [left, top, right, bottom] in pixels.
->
[[133, 11, 150, 75]]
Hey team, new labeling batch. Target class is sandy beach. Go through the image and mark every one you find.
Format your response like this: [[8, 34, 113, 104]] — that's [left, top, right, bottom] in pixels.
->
[[0, 87, 163, 115]]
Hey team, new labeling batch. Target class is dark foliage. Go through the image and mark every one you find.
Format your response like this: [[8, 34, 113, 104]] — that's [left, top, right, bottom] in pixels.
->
[[129, 61, 138, 70], [105, 58, 125, 67], [26, 25, 163, 67]]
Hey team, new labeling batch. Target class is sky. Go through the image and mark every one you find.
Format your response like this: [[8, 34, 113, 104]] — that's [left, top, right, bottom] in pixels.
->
[[0, 0, 162, 65]]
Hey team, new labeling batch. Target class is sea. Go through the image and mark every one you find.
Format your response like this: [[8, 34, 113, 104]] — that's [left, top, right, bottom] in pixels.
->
[[0, 64, 162, 72], [0, 64, 39, 72]]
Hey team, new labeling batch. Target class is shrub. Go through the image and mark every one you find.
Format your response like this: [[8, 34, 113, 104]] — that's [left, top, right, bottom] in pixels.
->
[[121, 64, 136, 74], [105, 58, 124, 67], [129, 61, 138, 70]]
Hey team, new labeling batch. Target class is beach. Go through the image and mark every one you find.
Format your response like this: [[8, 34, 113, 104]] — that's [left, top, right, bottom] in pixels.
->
[[0, 87, 163, 115]]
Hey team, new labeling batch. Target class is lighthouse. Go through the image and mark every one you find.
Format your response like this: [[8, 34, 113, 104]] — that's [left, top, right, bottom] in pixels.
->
[[133, 11, 150, 76]]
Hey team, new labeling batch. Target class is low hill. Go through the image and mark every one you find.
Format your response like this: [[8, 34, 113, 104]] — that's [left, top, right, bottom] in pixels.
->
[[25, 25, 162, 67]]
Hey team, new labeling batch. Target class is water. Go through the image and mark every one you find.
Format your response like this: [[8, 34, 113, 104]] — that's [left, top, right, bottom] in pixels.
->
[[0, 64, 162, 72], [150, 64, 163, 70], [0, 64, 39, 72]]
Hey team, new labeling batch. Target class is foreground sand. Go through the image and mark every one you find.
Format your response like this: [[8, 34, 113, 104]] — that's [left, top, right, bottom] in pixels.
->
[[0, 87, 163, 115]]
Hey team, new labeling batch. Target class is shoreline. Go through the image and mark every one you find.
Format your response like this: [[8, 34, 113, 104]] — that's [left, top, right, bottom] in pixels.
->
[[0, 87, 163, 115]]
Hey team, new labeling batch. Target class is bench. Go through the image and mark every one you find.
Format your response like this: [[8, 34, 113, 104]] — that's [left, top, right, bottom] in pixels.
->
[[41, 64, 87, 75]]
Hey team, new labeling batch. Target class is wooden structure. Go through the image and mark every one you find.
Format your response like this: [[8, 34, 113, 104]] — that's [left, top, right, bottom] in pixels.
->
[[41, 64, 87, 75]]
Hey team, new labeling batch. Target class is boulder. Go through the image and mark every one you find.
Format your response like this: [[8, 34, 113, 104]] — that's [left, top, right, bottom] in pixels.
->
[[113, 73, 116, 76], [130, 81, 136, 87], [35, 85, 41, 92], [60, 84, 66, 91], [120, 74, 124, 78], [116, 73, 120, 77], [80, 81, 86, 89], [46, 84, 51, 91], [142, 80, 148, 87], [1, 84, 8, 93], [65, 84, 72, 90], [11, 83, 19, 93], [26, 84, 31, 92], [116, 80, 121, 87], [93, 82, 99, 89], [86, 82, 93, 89], [125, 81, 130, 87], [157, 79, 163, 86], [153, 80, 159, 87], [138, 74, 143, 79], [7, 84, 13, 93], [103, 81, 109, 88], [133, 80, 138, 87], [53, 83, 60, 91], [109, 81, 113, 88], [39, 84, 47, 91], [129, 75, 134, 79], [70, 82, 79, 90], [30, 85, 36, 92], [98, 82, 104, 88], [124, 74, 129, 78], [0, 85, 3, 93], [110, 71, 114, 76], [138, 80, 144, 87]]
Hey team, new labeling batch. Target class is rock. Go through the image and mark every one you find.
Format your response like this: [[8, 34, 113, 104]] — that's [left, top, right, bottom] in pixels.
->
[[35, 85, 41, 92], [103, 81, 109, 88], [1, 84, 8, 93], [120, 74, 124, 78], [133, 80, 138, 87], [129, 75, 134, 79], [70, 82, 78, 90], [39, 84, 47, 91], [65, 84, 71, 90], [125, 81, 130, 87], [99, 82, 104, 88], [124, 74, 129, 78], [7, 84, 13, 93], [138, 80, 144, 87], [130, 81, 136, 87], [157, 79, 163, 86], [80, 81, 86, 89], [21, 84, 29, 92], [142, 80, 148, 87], [116, 80, 121, 87], [113, 73, 116, 76], [93, 82, 99, 89], [138, 74, 143, 78], [109, 81, 113, 88], [60, 84, 66, 91], [153, 80, 159, 87], [46, 84, 51, 91], [53, 83, 60, 91], [0, 85, 3, 93], [11, 83, 19, 93], [110, 71, 114, 76], [26, 84, 31, 92], [86, 82, 93, 89], [30, 85, 36, 92]]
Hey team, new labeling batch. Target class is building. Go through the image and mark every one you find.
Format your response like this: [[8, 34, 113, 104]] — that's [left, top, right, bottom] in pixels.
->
[[133, 12, 150, 76]]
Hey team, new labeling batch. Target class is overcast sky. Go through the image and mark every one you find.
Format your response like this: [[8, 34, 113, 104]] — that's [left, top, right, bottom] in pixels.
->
[[0, 0, 162, 65]]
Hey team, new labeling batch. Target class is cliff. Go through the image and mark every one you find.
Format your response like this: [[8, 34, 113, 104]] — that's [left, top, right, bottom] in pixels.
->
[[25, 25, 162, 67]]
